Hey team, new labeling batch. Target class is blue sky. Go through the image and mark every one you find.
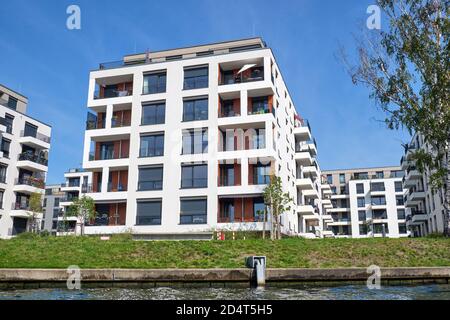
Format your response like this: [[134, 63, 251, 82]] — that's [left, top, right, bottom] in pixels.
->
[[0, 0, 410, 183]]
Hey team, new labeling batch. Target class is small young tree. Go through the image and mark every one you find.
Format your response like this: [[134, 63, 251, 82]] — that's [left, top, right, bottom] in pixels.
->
[[65, 196, 96, 236], [28, 192, 43, 233], [263, 176, 293, 240]]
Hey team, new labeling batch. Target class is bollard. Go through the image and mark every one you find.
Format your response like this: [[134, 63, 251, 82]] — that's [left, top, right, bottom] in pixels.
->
[[245, 256, 266, 287]]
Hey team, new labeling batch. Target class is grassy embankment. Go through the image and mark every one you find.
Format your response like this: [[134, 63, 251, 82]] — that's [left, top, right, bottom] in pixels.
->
[[1, 234, 449, 269]]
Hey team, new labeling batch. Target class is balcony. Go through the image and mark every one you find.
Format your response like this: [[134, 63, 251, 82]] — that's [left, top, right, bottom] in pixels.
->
[[219, 96, 241, 118], [293, 118, 312, 142], [13, 176, 45, 193], [219, 60, 264, 85], [218, 163, 241, 187], [295, 152, 313, 166], [297, 205, 317, 216], [94, 75, 133, 100], [17, 152, 48, 171], [19, 130, 51, 149], [217, 197, 265, 223], [247, 96, 274, 116], [296, 178, 314, 190]]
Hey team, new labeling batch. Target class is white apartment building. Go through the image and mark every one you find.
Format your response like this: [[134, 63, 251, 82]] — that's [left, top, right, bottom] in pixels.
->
[[73, 38, 331, 239], [42, 184, 65, 234], [322, 166, 409, 238], [401, 133, 448, 237], [0, 84, 51, 238]]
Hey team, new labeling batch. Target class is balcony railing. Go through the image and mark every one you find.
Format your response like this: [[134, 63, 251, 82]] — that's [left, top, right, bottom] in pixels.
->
[[107, 182, 127, 192], [81, 183, 101, 193], [20, 130, 51, 144], [18, 152, 48, 166], [15, 177, 45, 189], [12, 202, 30, 210], [94, 88, 132, 100], [111, 117, 131, 128], [219, 66, 264, 85]]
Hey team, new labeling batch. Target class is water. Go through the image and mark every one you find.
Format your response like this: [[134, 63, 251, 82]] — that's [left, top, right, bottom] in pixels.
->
[[0, 284, 449, 300]]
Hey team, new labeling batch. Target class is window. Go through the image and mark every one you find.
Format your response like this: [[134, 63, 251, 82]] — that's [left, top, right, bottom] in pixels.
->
[[182, 128, 208, 154], [7, 97, 17, 110], [358, 210, 366, 221], [395, 181, 403, 192], [370, 182, 385, 192], [140, 134, 164, 157], [100, 142, 114, 160], [24, 122, 38, 138], [356, 183, 364, 194], [141, 102, 165, 125], [359, 225, 368, 235], [326, 174, 333, 184], [249, 97, 269, 114], [136, 200, 162, 225], [373, 223, 389, 234], [5, 114, 13, 134], [339, 173, 345, 184], [0, 164, 6, 183], [138, 166, 163, 191], [54, 198, 60, 207], [391, 170, 404, 178], [375, 171, 384, 179], [220, 164, 235, 186], [399, 223, 407, 234], [183, 98, 208, 121], [180, 198, 207, 224], [253, 198, 265, 222], [357, 197, 365, 208], [373, 209, 387, 219], [184, 66, 208, 90], [1, 138, 11, 158], [371, 196, 386, 205], [396, 195, 404, 206], [397, 209, 406, 219], [252, 163, 271, 185], [249, 129, 266, 149], [181, 164, 208, 188], [143, 72, 166, 94]]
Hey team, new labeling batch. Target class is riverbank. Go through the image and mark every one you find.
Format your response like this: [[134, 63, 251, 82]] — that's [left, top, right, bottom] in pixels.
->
[[0, 235, 449, 269]]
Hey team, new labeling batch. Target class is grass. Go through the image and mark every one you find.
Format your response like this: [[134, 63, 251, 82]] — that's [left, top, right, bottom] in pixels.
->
[[0, 234, 449, 269]]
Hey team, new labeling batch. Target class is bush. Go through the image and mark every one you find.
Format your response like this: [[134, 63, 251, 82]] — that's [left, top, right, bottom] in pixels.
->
[[426, 233, 446, 238], [39, 230, 51, 237], [14, 232, 40, 240]]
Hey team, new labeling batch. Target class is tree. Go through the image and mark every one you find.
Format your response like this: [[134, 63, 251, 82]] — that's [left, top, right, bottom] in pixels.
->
[[341, 0, 449, 235], [65, 196, 96, 236], [263, 175, 293, 240], [28, 192, 43, 233]]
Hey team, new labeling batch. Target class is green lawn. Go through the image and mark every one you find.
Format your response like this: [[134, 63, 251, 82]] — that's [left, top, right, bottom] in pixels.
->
[[0, 235, 449, 269]]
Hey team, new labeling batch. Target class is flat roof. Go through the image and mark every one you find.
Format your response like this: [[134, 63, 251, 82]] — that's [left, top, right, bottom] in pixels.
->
[[0, 84, 28, 103], [322, 165, 402, 174]]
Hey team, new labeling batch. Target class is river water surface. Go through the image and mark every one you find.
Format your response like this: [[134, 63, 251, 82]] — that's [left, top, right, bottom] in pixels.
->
[[0, 284, 449, 300]]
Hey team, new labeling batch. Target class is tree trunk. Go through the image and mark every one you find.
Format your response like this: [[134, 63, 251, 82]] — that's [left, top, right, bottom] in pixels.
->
[[443, 146, 450, 237], [262, 206, 267, 239]]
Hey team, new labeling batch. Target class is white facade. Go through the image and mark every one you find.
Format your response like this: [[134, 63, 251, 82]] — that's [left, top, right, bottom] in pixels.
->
[[0, 84, 51, 238], [74, 38, 331, 239], [322, 166, 409, 238], [401, 133, 448, 236]]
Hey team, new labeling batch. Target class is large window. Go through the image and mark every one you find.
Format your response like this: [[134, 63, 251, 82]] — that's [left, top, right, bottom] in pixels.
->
[[359, 225, 368, 235], [141, 102, 165, 125], [326, 174, 333, 184], [7, 97, 17, 110], [396, 195, 404, 206], [5, 114, 13, 134], [339, 174, 345, 184], [370, 182, 385, 192], [356, 183, 364, 194], [1, 138, 10, 158], [220, 164, 235, 186], [24, 122, 38, 138], [180, 198, 207, 224], [398, 223, 407, 234], [373, 223, 389, 234], [395, 181, 403, 192], [249, 97, 269, 114], [143, 72, 166, 94], [181, 164, 208, 188], [183, 98, 208, 121], [253, 198, 265, 222], [140, 134, 164, 157], [397, 209, 406, 219], [249, 129, 266, 149], [357, 197, 365, 208], [253, 162, 271, 185], [182, 128, 208, 154], [371, 195, 386, 205], [183, 66, 208, 90], [373, 209, 387, 219], [358, 210, 366, 221], [0, 164, 6, 183], [138, 166, 163, 191], [100, 142, 114, 160], [136, 200, 162, 225]]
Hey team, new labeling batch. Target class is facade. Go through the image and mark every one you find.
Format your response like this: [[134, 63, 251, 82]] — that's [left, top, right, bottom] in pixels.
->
[[401, 133, 448, 237], [42, 184, 65, 234], [0, 84, 52, 238], [322, 166, 409, 238], [72, 38, 332, 239]]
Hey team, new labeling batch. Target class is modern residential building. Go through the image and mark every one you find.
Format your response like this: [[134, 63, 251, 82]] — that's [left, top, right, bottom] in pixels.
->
[[322, 166, 409, 238], [401, 133, 448, 237], [72, 37, 332, 239], [42, 184, 65, 234], [0, 84, 52, 238]]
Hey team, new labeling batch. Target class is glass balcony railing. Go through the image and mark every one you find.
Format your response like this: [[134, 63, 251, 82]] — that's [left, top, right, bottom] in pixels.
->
[[20, 130, 51, 143], [18, 152, 48, 166]]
